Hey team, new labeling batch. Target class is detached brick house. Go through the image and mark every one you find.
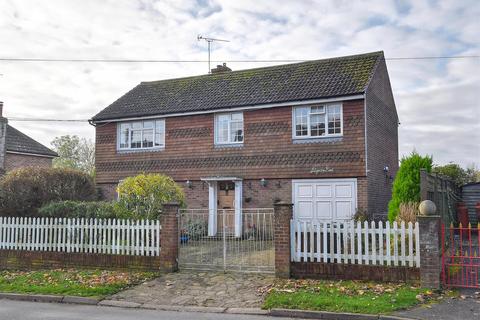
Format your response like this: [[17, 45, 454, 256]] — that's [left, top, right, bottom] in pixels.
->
[[91, 51, 398, 233], [0, 102, 58, 173]]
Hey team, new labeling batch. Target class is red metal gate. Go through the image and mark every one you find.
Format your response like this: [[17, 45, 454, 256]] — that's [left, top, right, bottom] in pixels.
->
[[442, 223, 480, 288]]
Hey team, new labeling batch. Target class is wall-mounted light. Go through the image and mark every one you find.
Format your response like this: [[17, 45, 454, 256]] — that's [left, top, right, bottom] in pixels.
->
[[260, 178, 267, 187], [276, 181, 282, 189], [186, 180, 193, 189], [383, 166, 393, 182]]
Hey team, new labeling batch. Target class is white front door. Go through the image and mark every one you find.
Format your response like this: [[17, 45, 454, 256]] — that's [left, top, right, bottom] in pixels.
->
[[292, 179, 357, 222]]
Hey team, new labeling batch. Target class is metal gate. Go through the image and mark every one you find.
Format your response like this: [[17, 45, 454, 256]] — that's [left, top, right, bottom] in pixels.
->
[[178, 208, 274, 273], [442, 223, 480, 288]]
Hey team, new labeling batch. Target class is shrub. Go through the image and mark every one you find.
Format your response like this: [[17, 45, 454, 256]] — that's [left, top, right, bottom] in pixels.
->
[[353, 207, 369, 222], [116, 173, 185, 220], [0, 167, 96, 217], [388, 151, 433, 222], [396, 202, 419, 223], [38, 200, 126, 219], [182, 219, 208, 240]]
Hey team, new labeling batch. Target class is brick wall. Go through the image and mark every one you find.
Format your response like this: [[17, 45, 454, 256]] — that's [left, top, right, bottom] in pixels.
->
[[365, 59, 399, 219], [4, 153, 53, 172], [0, 117, 6, 171], [0, 250, 161, 271], [291, 262, 419, 282], [274, 203, 293, 278], [357, 177, 368, 213], [100, 177, 367, 212], [97, 183, 118, 201], [418, 215, 442, 288]]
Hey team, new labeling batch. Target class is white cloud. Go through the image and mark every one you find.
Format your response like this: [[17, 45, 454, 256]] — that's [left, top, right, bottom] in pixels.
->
[[0, 0, 478, 167]]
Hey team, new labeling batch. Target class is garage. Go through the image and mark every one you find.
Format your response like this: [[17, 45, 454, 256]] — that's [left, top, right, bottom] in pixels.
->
[[292, 179, 357, 222]]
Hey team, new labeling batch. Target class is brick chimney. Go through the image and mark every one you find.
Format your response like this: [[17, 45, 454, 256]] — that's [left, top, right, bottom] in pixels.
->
[[211, 63, 232, 74], [0, 101, 8, 173]]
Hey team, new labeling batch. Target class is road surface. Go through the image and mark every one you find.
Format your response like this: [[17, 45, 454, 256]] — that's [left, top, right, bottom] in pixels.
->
[[0, 299, 299, 320]]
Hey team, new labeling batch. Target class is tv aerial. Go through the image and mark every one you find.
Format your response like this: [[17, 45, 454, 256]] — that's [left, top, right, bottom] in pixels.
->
[[197, 35, 230, 73]]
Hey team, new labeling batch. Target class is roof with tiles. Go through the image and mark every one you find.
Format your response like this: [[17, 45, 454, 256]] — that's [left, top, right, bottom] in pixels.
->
[[91, 51, 383, 121], [6, 124, 58, 157]]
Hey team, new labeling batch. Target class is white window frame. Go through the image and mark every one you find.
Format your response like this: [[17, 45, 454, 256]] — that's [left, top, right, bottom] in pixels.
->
[[214, 112, 244, 145], [117, 119, 165, 151], [292, 103, 343, 139]]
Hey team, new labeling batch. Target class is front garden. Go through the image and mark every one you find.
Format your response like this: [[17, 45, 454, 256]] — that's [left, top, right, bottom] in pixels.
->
[[262, 279, 452, 314], [0, 169, 178, 298], [0, 269, 158, 298]]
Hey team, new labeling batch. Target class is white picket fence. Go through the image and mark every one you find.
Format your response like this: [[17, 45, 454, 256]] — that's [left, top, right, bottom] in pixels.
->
[[291, 220, 420, 267], [0, 217, 161, 256]]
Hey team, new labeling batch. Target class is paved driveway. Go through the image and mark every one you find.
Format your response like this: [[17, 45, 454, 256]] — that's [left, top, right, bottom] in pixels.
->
[[110, 270, 274, 308]]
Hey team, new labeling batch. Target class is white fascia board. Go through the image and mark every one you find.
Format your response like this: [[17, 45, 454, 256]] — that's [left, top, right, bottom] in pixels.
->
[[6, 150, 56, 158], [92, 95, 364, 123]]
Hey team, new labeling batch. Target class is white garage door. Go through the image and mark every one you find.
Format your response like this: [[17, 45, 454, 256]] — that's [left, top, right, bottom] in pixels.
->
[[293, 179, 357, 222]]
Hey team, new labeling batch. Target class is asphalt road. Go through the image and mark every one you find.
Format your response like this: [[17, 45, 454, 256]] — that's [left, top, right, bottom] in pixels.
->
[[394, 289, 480, 320], [0, 300, 298, 320]]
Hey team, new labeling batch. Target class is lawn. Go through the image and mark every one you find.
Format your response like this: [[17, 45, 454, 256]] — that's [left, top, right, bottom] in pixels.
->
[[262, 279, 435, 314], [0, 269, 158, 298]]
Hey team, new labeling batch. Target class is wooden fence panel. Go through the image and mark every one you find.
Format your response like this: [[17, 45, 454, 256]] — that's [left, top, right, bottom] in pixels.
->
[[291, 219, 420, 268], [0, 217, 161, 257]]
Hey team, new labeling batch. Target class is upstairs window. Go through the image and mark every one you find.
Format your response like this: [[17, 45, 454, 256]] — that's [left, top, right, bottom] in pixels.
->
[[293, 104, 342, 138], [215, 112, 244, 145], [118, 119, 165, 150]]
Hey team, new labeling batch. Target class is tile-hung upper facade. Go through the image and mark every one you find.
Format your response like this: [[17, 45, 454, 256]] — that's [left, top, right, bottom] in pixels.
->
[[91, 51, 399, 232]]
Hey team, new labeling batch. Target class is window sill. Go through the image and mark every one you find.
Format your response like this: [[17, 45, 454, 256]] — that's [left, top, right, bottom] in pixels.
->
[[293, 136, 343, 144], [117, 147, 165, 154], [214, 143, 244, 149]]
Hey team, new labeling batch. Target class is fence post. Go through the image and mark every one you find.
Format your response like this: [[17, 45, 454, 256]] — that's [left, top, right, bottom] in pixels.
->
[[274, 202, 293, 278], [418, 200, 442, 289], [159, 203, 179, 272]]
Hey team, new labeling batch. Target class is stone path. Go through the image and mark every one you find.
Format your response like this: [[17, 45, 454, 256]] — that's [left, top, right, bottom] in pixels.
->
[[111, 270, 274, 308]]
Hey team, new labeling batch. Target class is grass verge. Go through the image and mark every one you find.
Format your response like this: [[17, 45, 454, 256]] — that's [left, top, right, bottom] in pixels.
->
[[262, 279, 435, 314], [0, 269, 158, 298]]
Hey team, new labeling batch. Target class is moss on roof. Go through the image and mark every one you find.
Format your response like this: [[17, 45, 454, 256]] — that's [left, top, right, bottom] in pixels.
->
[[92, 51, 383, 121]]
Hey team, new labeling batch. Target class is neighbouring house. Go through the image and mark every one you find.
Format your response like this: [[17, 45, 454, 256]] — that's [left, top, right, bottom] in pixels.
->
[[0, 102, 58, 173], [90, 51, 399, 234]]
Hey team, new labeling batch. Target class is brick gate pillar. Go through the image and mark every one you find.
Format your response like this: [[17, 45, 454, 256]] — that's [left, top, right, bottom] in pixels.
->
[[418, 214, 442, 289], [159, 202, 179, 272], [274, 202, 293, 278]]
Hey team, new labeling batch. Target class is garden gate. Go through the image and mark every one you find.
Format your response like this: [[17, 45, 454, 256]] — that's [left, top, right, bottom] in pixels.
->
[[178, 208, 274, 273], [442, 223, 480, 288]]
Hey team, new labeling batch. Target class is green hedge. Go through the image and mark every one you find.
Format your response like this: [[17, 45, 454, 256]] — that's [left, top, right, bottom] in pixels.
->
[[38, 201, 122, 219], [0, 167, 97, 217], [388, 151, 433, 221]]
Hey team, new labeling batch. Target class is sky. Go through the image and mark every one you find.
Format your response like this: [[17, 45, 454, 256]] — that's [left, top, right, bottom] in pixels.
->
[[0, 0, 478, 167]]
